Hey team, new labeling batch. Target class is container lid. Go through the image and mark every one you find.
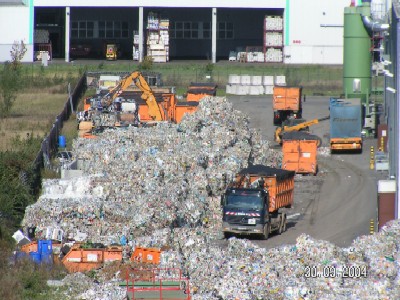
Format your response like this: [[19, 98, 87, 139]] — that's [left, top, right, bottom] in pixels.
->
[[282, 131, 320, 141], [176, 101, 200, 107], [187, 88, 216, 95], [238, 164, 295, 180], [189, 82, 217, 88]]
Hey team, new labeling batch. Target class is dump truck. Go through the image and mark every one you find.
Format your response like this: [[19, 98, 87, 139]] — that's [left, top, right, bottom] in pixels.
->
[[221, 165, 295, 239], [281, 132, 320, 175], [273, 86, 303, 125], [330, 98, 362, 153], [274, 116, 329, 145]]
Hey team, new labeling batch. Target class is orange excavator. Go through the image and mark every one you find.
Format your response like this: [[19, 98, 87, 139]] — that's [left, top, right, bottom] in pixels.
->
[[100, 71, 163, 121], [78, 71, 199, 138]]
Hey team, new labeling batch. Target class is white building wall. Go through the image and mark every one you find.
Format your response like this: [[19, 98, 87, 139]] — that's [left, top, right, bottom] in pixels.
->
[[285, 0, 349, 64], [0, 5, 32, 62], [35, 0, 285, 8]]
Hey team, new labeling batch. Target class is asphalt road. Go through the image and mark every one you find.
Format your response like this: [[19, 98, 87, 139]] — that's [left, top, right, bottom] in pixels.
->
[[225, 95, 381, 249]]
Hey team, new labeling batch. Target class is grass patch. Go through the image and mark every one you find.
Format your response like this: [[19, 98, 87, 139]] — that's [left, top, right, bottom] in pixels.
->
[[0, 91, 68, 151]]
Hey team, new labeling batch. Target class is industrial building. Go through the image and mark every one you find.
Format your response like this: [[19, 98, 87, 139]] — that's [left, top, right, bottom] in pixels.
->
[[0, 0, 357, 64]]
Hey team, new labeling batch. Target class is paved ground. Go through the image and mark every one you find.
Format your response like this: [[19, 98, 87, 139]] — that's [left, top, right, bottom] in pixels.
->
[[225, 95, 384, 249]]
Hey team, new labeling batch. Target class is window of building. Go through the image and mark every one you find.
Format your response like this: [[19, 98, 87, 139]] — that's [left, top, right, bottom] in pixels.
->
[[171, 21, 210, 39], [99, 21, 129, 38], [71, 21, 95, 38], [202, 22, 211, 39], [218, 22, 234, 39]]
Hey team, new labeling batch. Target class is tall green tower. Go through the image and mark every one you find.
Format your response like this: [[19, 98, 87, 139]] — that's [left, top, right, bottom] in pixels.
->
[[343, 2, 372, 103]]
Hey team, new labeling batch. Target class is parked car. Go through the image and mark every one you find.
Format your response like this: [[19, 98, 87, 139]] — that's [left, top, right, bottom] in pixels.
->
[[70, 44, 91, 58]]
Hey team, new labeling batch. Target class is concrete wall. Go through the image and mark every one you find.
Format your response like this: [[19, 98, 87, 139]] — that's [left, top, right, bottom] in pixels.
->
[[0, 5, 32, 62]]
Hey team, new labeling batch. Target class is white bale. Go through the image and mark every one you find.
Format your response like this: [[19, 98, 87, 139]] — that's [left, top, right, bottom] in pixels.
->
[[264, 85, 274, 95], [240, 75, 251, 85], [275, 75, 286, 85], [228, 74, 240, 84], [251, 76, 262, 86], [263, 76, 274, 86], [226, 84, 238, 94], [249, 86, 264, 95], [236, 85, 250, 95]]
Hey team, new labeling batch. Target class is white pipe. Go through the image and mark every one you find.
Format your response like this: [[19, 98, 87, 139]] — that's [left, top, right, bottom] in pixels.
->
[[320, 24, 343, 28], [212, 8, 217, 63], [65, 7, 70, 62], [139, 7, 144, 63]]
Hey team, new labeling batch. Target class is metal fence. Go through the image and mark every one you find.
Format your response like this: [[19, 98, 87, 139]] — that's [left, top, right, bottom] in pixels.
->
[[31, 73, 86, 176]]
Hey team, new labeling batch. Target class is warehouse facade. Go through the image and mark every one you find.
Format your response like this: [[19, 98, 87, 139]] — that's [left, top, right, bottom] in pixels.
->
[[1, 0, 349, 64]]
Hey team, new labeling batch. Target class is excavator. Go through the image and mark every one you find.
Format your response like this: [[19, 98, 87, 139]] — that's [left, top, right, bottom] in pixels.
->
[[100, 71, 163, 121], [274, 116, 330, 145], [78, 71, 199, 137]]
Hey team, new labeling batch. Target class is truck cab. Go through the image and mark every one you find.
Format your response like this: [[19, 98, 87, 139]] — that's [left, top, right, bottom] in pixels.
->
[[222, 188, 271, 239], [222, 165, 293, 240]]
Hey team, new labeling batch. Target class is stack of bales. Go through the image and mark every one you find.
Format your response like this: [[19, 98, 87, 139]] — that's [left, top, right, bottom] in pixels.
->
[[226, 75, 286, 95]]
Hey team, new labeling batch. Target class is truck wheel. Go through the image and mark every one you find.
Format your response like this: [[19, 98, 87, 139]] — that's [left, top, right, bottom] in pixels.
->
[[281, 214, 287, 233], [278, 215, 284, 235], [262, 223, 270, 240]]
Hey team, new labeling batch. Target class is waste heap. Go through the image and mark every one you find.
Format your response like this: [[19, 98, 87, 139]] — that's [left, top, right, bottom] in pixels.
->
[[21, 96, 400, 299], [55, 220, 400, 300], [22, 97, 282, 244]]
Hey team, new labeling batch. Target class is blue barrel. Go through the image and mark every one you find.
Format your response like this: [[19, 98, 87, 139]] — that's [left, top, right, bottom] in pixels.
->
[[58, 135, 66, 148], [29, 252, 42, 264], [41, 253, 53, 264], [39, 240, 52, 254]]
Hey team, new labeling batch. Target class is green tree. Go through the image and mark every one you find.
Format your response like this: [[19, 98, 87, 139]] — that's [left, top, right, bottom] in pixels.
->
[[0, 41, 27, 118], [10, 40, 27, 71]]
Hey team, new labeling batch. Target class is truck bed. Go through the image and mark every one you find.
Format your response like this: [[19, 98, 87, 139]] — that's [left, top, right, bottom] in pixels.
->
[[273, 86, 302, 111], [236, 165, 295, 212]]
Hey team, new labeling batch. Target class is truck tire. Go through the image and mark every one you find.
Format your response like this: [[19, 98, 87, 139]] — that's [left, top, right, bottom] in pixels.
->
[[281, 213, 287, 233], [278, 214, 284, 235], [262, 223, 270, 240]]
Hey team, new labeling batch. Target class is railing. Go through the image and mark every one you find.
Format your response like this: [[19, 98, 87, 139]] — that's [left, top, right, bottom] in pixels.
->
[[126, 268, 191, 300]]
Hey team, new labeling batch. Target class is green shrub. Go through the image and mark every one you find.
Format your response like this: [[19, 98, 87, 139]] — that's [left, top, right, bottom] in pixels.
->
[[0, 63, 20, 118], [139, 56, 154, 70]]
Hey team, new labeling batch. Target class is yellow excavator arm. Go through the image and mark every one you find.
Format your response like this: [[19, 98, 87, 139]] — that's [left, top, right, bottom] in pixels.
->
[[131, 72, 163, 121], [282, 119, 319, 132], [101, 71, 163, 121], [274, 116, 329, 144]]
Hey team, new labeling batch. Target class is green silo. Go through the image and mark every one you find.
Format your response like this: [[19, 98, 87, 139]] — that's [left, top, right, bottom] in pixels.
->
[[343, 3, 372, 103]]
